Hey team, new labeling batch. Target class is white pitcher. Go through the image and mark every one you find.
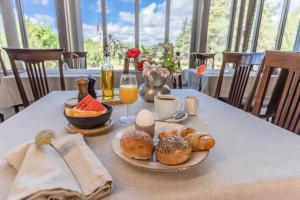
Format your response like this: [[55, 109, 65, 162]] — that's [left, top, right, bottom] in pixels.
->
[[184, 96, 199, 116]]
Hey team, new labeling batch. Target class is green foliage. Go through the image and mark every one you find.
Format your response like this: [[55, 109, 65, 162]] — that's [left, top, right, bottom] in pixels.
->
[[281, 6, 300, 50], [84, 39, 103, 67], [256, 1, 281, 51], [207, 0, 231, 68], [27, 21, 59, 48]]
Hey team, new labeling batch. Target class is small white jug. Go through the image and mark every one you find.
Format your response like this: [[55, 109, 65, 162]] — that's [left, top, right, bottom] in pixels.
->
[[184, 96, 199, 116]]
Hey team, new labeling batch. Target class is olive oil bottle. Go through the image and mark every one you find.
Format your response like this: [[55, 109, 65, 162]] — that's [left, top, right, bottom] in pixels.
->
[[101, 52, 114, 100]]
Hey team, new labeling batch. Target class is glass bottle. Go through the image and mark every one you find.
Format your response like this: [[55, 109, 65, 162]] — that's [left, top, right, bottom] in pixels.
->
[[101, 52, 114, 100]]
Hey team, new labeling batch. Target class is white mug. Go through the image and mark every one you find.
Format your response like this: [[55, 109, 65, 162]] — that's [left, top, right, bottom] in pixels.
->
[[184, 96, 199, 116], [154, 95, 180, 119]]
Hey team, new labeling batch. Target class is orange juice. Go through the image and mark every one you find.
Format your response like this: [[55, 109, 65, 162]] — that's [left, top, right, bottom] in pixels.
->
[[119, 85, 138, 104]]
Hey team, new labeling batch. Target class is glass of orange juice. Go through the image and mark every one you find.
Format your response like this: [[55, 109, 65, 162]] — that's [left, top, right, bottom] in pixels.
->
[[119, 74, 138, 124]]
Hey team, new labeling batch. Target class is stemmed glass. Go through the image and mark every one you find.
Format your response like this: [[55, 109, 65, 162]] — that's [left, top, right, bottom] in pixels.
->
[[119, 74, 138, 124]]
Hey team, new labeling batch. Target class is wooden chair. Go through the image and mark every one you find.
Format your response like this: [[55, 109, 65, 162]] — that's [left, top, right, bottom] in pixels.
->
[[252, 51, 300, 135], [172, 52, 182, 89], [63, 51, 87, 69], [215, 52, 265, 109], [191, 52, 215, 69], [4, 48, 65, 108], [0, 51, 7, 76], [0, 52, 6, 122]]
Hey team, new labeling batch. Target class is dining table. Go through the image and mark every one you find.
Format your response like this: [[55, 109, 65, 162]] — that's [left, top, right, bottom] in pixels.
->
[[0, 89, 300, 199]]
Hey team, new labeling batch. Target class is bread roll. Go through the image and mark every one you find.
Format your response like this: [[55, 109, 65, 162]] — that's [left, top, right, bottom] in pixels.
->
[[120, 130, 153, 160], [155, 135, 192, 165], [184, 132, 215, 151]]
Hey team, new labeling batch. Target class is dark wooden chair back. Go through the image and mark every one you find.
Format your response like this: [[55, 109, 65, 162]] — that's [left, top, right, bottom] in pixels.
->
[[4, 48, 65, 107], [0, 51, 7, 76], [252, 51, 300, 134], [215, 52, 265, 108], [191, 52, 215, 69], [173, 52, 182, 89], [63, 51, 87, 69]]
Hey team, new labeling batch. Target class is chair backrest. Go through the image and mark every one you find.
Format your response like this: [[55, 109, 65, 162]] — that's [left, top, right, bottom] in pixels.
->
[[252, 51, 300, 134], [215, 52, 265, 108], [191, 52, 215, 69], [0, 51, 7, 76], [173, 52, 182, 89], [4, 48, 65, 107], [63, 51, 87, 69]]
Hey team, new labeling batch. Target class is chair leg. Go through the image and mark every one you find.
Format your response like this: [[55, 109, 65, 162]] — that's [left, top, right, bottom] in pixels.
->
[[0, 113, 4, 122], [13, 105, 19, 113]]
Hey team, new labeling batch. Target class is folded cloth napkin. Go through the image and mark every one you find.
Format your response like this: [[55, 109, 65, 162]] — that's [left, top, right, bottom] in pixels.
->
[[4, 133, 112, 200]]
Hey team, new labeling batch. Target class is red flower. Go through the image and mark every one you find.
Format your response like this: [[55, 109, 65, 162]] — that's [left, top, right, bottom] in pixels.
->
[[196, 64, 206, 75], [137, 60, 147, 72], [126, 48, 141, 58]]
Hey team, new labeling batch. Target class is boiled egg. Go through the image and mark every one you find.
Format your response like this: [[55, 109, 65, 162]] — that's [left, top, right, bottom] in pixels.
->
[[136, 109, 154, 126]]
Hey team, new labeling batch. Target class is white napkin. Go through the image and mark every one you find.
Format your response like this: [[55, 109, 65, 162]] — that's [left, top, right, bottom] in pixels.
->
[[4, 133, 112, 200]]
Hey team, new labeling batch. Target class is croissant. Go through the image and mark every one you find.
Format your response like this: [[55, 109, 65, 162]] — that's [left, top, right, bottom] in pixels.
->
[[178, 127, 195, 137], [184, 132, 215, 151]]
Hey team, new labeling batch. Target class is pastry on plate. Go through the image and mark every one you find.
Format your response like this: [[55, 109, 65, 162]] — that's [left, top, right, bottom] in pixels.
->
[[158, 129, 179, 140], [155, 135, 192, 165], [184, 132, 215, 151], [120, 130, 153, 160], [158, 126, 195, 139], [178, 127, 195, 137]]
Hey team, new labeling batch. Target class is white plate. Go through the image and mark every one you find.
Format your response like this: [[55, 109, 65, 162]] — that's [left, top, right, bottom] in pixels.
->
[[112, 122, 209, 172]]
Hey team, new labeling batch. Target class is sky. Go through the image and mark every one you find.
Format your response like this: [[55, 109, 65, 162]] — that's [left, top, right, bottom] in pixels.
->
[[0, 0, 299, 46]]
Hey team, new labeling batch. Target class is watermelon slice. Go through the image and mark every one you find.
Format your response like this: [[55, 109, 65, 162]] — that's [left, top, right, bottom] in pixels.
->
[[75, 95, 107, 113], [75, 95, 94, 110]]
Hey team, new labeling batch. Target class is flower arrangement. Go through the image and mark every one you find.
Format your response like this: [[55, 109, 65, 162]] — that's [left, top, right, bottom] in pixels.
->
[[128, 42, 181, 79], [107, 35, 181, 77]]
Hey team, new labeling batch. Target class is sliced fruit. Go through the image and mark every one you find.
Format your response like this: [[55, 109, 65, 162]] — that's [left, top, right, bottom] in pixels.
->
[[75, 95, 94, 110], [83, 100, 107, 112], [65, 107, 104, 118]]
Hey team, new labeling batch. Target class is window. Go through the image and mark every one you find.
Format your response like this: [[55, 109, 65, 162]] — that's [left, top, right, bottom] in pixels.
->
[[170, 0, 193, 69], [80, 0, 104, 68], [256, 0, 284, 51], [281, 0, 300, 50], [0, 12, 6, 47], [207, 0, 232, 68], [21, 0, 59, 49], [139, 0, 165, 46], [107, 0, 135, 69], [0, 11, 9, 69]]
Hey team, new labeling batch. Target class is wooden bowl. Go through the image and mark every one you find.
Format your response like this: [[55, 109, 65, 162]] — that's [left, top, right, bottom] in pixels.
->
[[64, 103, 113, 129]]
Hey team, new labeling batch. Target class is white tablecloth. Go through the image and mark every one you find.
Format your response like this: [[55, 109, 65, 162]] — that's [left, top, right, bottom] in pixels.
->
[[182, 69, 277, 98], [0, 89, 300, 200], [0, 69, 144, 109]]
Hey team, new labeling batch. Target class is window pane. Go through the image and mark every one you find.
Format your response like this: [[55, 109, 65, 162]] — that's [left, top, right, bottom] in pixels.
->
[[207, 0, 231, 69], [107, 0, 135, 69], [139, 0, 165, 46], [22, 0, 59, 49], [80, 0, 104, 68], [281, 0, 300, 51], [256, 0, 284, 51], [0, 11, 9, 71], [0, 12, 6, 47], [170, 0, 193, 69]]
